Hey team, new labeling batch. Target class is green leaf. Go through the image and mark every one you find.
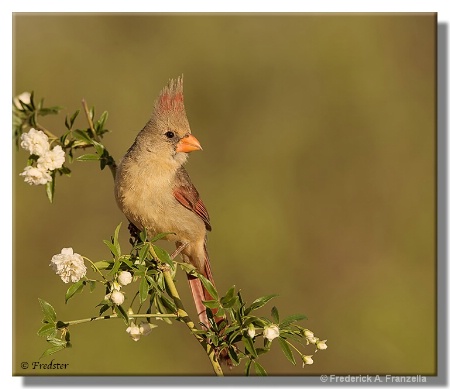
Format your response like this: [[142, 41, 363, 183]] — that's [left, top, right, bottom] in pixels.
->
[[103, 240, 118, 257], [244, 359, 252, 376], [202, 300, 220, 309], [45, 171, 56, 203], [40, 345, 65, 359], [223, 325, 240, 336], [160, 294, 177, 313], [150, 232, 176, 242], [38, 299, 57, 323], [47, 338, 67, 347], [89, 106, 95, 122], [139, 229, 148, 242], [65, 280, 85, 303], [69, 109, 80, 128], [72, 129, 93, 144], [115, 304, 129, 325], [109, 257, 122, 276], [278, 337, 296, 365], [256, 347, 270, 356], [280, 314, 308, 328], [247, 294, 277, 313], [92, 140, 105, 155], [58, 165, 71, 176], [77, 154, 100, 161], [138, 244, 150, 262], [228, 346, 240, 365], [221, 285, 235, 305], [254, 361, 268, 376], [139, 276, 149, 304], [99, 304, 110, 316], [93, 260, 112, 270], [113, 223, 122, 257], [271, 306, 279, 324], [89, 280, 96, 292], [243, 316, 267, 328], [152, 245, 174, 269], [243, 336, 258, 359], [96, 111, 108, 133], [197, 274, 219, 301], [222, 296, 238, 309], [37, 323, 56, 337]]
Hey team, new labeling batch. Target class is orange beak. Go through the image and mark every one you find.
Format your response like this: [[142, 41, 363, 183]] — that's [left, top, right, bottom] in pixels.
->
[[176, 134, 203, 153]]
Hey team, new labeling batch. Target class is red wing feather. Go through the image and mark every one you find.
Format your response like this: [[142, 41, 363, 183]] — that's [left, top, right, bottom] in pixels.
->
[[173, 167, 212, 231]]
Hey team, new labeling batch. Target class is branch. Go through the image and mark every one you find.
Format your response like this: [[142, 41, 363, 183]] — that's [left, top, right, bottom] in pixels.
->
[[65, 313, 177, 326], [162, 269, 224, 376], [147, 244, 223, 376]]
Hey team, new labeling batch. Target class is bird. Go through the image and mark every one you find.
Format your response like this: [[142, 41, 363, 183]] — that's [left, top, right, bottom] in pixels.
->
[[114, 76, 217, 326]]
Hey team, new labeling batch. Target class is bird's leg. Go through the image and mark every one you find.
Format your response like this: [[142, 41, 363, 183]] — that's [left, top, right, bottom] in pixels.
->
[[170, 241, 189, 260]]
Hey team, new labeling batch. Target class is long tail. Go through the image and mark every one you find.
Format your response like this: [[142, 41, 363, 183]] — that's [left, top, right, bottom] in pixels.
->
[[186, 246, 219, 327], [186, 246, 232, 366]]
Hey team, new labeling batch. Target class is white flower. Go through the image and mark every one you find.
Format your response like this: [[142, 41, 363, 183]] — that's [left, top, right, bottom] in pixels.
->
[[302, 355, 314, 367], [126, 322, 141, 341], [20, 128, 50, 156], [139, 322, 153, 336], [37, 145, 65, 171], [13, 92, 31, 109], [303, 329, 314, 339], [263, 324, 280, 341], [316, 339, 327, 351], [247, 324, 256, 339], [126, 322, 154, 342], [306, 336, 317, 345], [50, 248, 87, 283], [110, 290, 125, 305], [20, 166, 52, 185], [118, 271, 133, 286]]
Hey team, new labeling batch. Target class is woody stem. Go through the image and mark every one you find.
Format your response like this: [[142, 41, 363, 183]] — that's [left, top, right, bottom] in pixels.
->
[[147, 244, 223, 376]]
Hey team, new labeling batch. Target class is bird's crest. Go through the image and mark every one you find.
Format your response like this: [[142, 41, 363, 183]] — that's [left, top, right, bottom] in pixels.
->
[[155, 76, 185, 114]]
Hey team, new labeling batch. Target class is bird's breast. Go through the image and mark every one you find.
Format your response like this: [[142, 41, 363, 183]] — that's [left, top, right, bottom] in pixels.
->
[[114, 157, 205, 243]]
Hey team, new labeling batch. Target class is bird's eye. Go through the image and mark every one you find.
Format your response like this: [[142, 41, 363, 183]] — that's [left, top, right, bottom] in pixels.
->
[[165, 131, 175, 138]]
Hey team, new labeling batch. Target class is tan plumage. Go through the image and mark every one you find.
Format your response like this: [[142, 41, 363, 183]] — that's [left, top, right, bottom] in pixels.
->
[[114, 76, 215, 325]]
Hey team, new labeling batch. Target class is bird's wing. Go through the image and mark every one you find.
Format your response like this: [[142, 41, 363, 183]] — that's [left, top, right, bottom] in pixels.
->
[[173, 167, 212, 231]]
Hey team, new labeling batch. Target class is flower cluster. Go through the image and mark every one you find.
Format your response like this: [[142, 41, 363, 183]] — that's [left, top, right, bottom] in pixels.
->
[[50, 248, 87, 283], [245, 323, 327, 368], [126, 321, 154, 342], [19, 128, 65, 185], [104, 271, 133, 306]]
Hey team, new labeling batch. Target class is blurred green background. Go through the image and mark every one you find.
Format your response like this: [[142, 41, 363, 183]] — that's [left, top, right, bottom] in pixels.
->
[[13, 13, 436, 376]]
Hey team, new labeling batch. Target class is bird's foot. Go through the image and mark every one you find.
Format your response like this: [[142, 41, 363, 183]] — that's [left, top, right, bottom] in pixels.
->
[[170, 241, 189, 260]]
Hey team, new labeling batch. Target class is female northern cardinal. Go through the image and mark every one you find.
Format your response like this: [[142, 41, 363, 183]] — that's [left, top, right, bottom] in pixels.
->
[[114, 76, 216, 326]]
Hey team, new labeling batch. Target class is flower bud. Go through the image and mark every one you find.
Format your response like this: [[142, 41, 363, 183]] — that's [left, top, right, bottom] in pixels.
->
[[303, 329, 314, 338], [316, 339, 328, 351], [306, 336, 317, 345], [139, 322, 153, 336], [126, 322, 141, 341], [110, 290, 125, 305], [247, 323, 256, 339], [302, 355, 314, 367], [13, 92, 31, 109], [118, 271, 133, 286], [263, 324, 280, 341]]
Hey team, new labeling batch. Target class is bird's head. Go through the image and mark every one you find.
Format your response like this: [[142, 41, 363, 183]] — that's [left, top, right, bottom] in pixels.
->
[[141, 76, 202, 164]]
